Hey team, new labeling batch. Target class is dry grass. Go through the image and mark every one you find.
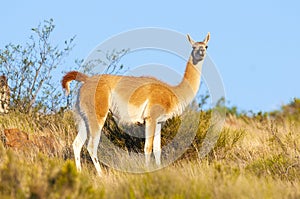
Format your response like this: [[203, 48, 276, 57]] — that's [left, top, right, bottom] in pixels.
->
[[0, 111, 300, 198]]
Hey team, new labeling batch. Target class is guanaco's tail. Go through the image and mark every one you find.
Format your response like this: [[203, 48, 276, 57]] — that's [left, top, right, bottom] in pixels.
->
[[61, 71, 89, 95]]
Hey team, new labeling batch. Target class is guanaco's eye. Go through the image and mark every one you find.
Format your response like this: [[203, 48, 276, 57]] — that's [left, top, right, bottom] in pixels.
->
[[205, 46, 208, 50]]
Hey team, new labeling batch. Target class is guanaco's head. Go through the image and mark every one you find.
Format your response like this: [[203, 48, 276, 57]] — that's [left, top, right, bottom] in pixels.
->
[[187, 32, 210, 65]]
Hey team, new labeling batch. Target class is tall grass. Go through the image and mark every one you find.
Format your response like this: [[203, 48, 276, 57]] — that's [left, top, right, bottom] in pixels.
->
[[0, 111, 299, 198]]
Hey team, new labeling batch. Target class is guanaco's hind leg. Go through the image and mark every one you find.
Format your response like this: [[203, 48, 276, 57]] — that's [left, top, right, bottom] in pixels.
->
[[73, 102, 108, 176], [78, 82, 110, 176], [86, 116, 106, 176], [73, 116, 88, 172]]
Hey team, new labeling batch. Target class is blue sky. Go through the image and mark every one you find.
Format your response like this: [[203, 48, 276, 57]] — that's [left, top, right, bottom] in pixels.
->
[[1, 0, 299, 112]]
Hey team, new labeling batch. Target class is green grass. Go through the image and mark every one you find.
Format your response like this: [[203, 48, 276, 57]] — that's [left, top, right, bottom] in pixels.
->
[[0, 111, 300, 198]]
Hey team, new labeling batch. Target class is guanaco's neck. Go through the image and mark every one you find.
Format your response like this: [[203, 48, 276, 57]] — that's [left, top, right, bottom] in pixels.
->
[[175, 56, 204, 99]]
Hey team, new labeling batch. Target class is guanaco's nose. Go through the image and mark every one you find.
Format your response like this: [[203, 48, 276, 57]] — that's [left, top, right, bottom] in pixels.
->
[[199, 48, 205, 56]]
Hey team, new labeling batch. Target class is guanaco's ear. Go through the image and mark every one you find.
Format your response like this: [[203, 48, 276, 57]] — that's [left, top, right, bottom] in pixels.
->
[[203, 32, 210, 44], [187, 34, 195, 46]]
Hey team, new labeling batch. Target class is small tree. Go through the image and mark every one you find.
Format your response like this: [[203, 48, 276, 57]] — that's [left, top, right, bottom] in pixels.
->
[[0, 19, 75, 114]]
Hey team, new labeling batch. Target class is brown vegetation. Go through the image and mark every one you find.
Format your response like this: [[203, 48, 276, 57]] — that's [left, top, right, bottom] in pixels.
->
[[2, 128, 62, 156]]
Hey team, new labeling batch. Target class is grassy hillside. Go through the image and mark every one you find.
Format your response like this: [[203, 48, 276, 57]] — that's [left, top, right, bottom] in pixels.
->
[[0, 109, 299, 199]]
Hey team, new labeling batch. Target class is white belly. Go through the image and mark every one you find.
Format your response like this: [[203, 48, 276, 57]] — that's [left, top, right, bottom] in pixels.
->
[[110, 92, 149, 124]]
